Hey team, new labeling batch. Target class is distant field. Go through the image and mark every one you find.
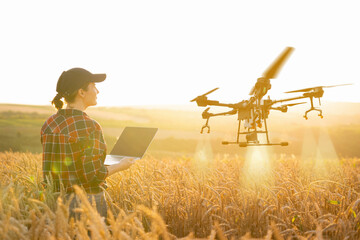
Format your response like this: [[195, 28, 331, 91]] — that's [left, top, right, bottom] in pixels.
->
[[0, 103, 359, 157]]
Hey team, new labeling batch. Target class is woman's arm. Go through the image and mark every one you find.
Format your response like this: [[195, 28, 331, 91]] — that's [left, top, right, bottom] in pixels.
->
[[106, 157, 137, 177]]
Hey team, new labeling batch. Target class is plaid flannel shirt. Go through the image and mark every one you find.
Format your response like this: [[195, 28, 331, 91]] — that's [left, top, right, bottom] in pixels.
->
[[41, 109, 108, 194]]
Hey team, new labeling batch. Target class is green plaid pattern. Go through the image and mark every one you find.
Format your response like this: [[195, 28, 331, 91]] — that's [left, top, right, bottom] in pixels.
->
[[41, 109, 108, 193]]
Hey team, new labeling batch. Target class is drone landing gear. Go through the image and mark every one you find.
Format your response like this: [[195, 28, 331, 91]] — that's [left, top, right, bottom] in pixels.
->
[[304, 110, 323, 120], [303, 96, 323, 120], [200, 118, 210, 133], [222, 141, 288, 147]]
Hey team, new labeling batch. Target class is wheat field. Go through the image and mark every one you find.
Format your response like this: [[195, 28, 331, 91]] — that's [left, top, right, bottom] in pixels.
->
[[1, 151, 360, 239]]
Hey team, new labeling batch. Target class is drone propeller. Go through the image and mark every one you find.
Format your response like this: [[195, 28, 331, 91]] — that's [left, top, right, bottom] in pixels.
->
[[285, 87, 320, 93], [272, 102, 306, 113], [285, 83, 352, 93], [249, 47, 294, 96], [190, 87, 219, 102], [263, 47, 294, 79], [323, 83, 353, 88]]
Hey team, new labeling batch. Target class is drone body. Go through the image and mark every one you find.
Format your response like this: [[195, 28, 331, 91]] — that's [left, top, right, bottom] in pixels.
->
[[191, 47, 351, 147]]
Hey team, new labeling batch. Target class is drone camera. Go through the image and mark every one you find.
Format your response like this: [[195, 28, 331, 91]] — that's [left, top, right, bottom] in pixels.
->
[[239, 142, 247, 147], [246, 132, 258, 142]]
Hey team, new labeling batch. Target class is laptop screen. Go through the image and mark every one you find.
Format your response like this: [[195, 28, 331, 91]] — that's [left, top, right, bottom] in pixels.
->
[[109, 127, 158, 157]]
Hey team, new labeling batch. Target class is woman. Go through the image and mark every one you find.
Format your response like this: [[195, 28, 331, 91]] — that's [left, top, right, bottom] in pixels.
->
[[41, 67, 136, 220]]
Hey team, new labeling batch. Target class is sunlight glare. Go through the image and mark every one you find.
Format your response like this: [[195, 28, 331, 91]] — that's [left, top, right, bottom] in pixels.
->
[[193, 135, 213, 170], [243, 146, 272, 185], [313, 127, 340, 177], [301, 128, 317, 166]]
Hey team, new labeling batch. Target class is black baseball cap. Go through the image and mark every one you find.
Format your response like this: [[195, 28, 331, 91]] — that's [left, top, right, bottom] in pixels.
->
[[56, 68, 106, 96]]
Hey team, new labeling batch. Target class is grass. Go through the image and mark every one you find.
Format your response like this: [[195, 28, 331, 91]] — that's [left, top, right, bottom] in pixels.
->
[[1, 151, 360, 239]]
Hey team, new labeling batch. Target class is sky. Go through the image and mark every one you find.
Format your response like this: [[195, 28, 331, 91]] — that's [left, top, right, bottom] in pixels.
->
[[1, 0, 359, 107]]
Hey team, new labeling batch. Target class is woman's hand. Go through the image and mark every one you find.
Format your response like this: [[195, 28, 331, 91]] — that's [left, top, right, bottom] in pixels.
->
[[106, 157, 138, 177]]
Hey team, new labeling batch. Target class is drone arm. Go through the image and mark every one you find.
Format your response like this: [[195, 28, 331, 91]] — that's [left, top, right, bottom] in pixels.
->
[[205, 100, 220, 106], [203, 109, 237, 119], [200, 109, 237, 134], [270, 107, 286, 112], [272, 95, 308, 105], [202, 100, 238, 108], [212, 109, 237, 117]]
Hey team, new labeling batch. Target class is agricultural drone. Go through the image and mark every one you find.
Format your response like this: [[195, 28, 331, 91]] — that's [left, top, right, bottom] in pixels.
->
[[190, 47, 351, 147]]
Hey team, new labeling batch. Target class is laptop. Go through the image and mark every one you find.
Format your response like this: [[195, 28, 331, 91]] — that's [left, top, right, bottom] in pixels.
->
[[104, 127, 158, 166]]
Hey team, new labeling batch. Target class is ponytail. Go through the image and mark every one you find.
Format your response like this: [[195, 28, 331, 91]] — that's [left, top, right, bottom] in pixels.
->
[[52, 93, 64, 110]]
